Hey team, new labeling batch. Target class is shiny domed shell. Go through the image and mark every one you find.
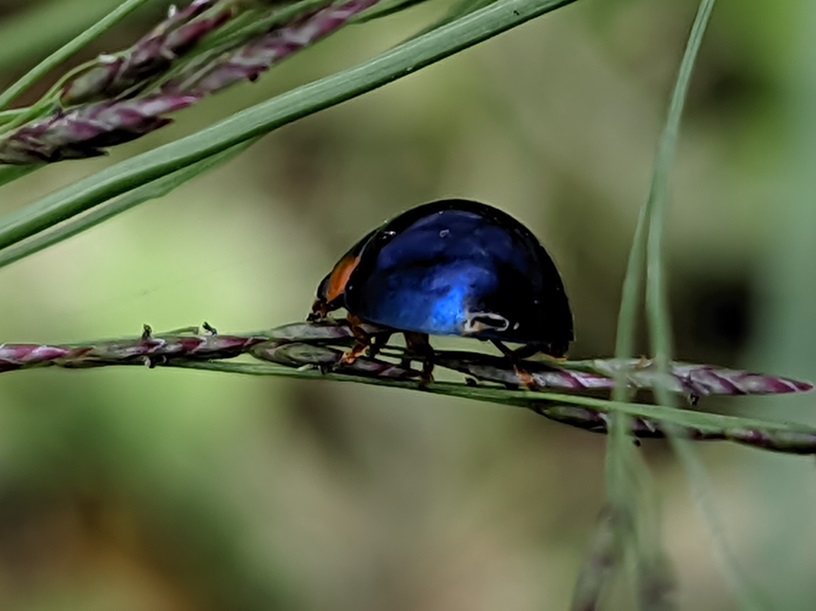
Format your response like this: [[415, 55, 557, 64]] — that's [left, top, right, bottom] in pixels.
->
[[313, 199, 573, 357]]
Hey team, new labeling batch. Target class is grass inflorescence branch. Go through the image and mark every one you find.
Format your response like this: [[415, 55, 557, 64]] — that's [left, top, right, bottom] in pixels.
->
[[0, 0, 380, 164], [1, 320, 813, 455]]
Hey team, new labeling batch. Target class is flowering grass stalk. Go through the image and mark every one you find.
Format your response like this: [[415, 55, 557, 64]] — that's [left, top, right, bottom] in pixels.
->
[[3, 320, 810, 397], [61, 0, 226, 105], [0, 0, 380, 164], [1, 320, 813, 455]]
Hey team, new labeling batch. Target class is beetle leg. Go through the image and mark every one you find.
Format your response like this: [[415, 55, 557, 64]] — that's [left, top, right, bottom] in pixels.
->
[[307, 297, 334, 322], [367, 332, 393, 358], [490, 340, 538, 390], [307, 300, 325, 322], [404, 332, 434, 385], [338, 314, 373, 365], [507, 343, 540, 360], [513, 342, 569, 366]]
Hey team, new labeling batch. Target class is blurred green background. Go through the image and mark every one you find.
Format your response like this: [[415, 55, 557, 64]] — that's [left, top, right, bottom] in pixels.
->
[[0, 0, 814, 609]]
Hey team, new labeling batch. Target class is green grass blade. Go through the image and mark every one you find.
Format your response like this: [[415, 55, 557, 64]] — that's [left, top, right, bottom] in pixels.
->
[[413, 0, 497, 37], [605, 44, 663, 611], [639, 1, 768, 608], [603, 1, 727, 607], [0, 109, 30, 124], [645, 0, 716, 372], [0, 141, 253, 269], [613, 204, 648, 368], [0, 166, 37, 188], [570, 505, 626, 611], [0, 0, 153, 110], [356, 0, 432, 22], [0, 0, 579, 262], [611, 427, 673, 610]]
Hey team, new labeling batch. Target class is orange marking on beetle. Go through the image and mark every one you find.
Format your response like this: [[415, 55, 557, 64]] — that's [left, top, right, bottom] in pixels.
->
[[324, 254, 360, 303]]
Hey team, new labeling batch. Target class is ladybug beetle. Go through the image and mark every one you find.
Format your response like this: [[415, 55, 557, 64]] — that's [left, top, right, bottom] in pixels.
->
[[309, 199, 573, 380]]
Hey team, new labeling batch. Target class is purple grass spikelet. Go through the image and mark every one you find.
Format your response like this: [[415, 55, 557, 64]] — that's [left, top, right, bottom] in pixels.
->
[[0, 344, 72, 371], [434, 352, 814, 397], [174, 0, 379, 95], [62, 0, 229, 105], [0, 95, 198, 163], [2, 0, 383, 164]]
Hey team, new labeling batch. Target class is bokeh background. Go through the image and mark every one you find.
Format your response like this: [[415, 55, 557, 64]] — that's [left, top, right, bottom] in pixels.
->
[[0, 0, 814, 609]]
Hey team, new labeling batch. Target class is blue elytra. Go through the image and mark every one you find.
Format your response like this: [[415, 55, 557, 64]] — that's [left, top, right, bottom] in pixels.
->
[[310, 199, 573, 361]]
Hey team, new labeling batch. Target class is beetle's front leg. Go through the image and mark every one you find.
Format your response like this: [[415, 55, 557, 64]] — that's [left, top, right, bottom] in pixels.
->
[[338, 314, 374, 365]]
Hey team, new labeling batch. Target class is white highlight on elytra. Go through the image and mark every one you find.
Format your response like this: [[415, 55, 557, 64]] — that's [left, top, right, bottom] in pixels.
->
[[462, 311, 510, 335]]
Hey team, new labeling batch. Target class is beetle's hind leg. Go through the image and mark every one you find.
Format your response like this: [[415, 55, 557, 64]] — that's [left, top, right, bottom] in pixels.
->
[[490, 340, 543, 390], [403, 332, 435, 386]]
